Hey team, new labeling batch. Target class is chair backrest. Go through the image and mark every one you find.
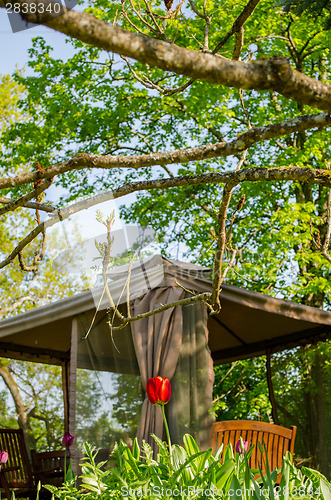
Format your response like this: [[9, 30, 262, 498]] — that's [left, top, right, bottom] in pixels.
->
[[31, 449, 65, 487], [0, 428, 35, 493], [211, 420, 297, 472]]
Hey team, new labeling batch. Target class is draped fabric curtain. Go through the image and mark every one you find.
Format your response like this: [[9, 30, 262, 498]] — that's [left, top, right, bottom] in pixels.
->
[[131, 284, 215, 453], [167, 300, 215, 450], [131, 285, 185, 454]]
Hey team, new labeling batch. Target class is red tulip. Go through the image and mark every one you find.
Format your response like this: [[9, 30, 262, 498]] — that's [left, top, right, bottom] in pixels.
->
[[146, 376, 171, 406], [62, 432, 75, 448], [0, 451, 8, 464]]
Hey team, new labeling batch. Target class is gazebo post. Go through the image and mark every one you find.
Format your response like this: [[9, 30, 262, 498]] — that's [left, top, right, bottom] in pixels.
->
[[68, 317, 78, 471], [62, 360, 70, 434], [266, 349, 280, 425]]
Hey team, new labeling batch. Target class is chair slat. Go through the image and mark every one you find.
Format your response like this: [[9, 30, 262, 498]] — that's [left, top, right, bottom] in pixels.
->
[[278, 436, 285, 469], [250, 430, 258, 468]]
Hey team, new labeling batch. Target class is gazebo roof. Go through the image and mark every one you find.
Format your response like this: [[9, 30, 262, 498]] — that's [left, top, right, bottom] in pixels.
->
[[0, 255, 330, 366]]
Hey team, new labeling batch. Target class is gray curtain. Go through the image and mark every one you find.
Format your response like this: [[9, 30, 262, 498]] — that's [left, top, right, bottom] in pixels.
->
[[131, 286, 215, 453], [131, 285, 185, 454], [167, 300, 215, 450]]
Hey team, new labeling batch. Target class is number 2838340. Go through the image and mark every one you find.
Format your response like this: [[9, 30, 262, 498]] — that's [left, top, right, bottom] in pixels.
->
[[6, 2, 61, 14]]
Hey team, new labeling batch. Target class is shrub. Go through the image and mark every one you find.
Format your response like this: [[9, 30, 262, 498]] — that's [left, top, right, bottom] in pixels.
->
[[42, 436, 331, 500]]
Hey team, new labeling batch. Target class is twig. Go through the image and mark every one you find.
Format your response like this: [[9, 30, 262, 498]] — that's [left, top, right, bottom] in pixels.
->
[[210, 150, 248, 312], [163, 78, 195, 96], [18, 230, 46, 272], [217, 360, 239, 386], [239, 89, 252, 128], [128, 126, 153, 150], [175, 280, 198, 296], [126, 256, 133, 318], [121, 55, 165, 92], [107, 292, 212, 330], [275, 140, 287, 150], [82, 286, 106, 340], [122, 0, 169, 40], [109, 251, 135, 325], [187, 0, 211, 51], [141, 0, 164, 36], [0, 296, 37, 317], [212, 0, 261, 54], [0, 198, 55, 213], [219, 247, 238, 283], [322, 188, 331, 264], [232, 26, 244, 60], [161, 165, 174, 177], [210, 183, 235, 313], [101, 214, 125, 322], [226, 151, 247, 239], [0, 178, 53, 217]]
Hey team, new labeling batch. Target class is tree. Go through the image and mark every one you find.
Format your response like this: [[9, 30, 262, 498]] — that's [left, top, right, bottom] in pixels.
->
[[281, 0, 331, 29], [0, 0, 331, 474], [0, 360, 64, 451], [0, 216, 93, 449], [0, 76, 95, 449], [0, 0, 330, 316]]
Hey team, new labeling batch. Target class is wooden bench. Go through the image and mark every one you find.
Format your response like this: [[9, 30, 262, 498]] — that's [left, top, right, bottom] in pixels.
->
[[31, 449, 65, 488]]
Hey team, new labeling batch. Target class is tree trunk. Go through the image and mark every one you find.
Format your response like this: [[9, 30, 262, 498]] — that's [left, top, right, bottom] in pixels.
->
[[0, 362, 36, 451], [312, 348, 330, 477], [301, 345, 330, 478], [294, 179, 330, 478]]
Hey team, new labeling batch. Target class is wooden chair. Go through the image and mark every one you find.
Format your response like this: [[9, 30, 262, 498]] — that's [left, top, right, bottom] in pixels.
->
[[0, 428, 37, 499], [31, 449, 65, 488], [211, 420, 297, 479]]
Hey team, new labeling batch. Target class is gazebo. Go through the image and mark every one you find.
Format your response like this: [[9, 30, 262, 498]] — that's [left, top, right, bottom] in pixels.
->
[[0, 254, 330, 463]]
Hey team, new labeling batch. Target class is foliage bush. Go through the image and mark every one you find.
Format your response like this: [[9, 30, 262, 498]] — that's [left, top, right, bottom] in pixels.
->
[[42, 437, 331, 500]]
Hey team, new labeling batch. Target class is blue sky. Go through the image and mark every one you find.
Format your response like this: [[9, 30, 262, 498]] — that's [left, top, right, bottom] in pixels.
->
[[0, 8, 76, 75], [0, 9, 125, 246], [0, 8, 159, 266]]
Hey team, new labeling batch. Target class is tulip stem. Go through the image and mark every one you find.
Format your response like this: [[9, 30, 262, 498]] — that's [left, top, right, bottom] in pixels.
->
[[161, 405, 172, 453]]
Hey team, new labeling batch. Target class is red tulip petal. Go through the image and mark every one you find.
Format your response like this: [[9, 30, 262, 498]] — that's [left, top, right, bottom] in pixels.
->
[[146, 378, 158, 404], [159, 378, 171, 403], [154, 376, 164, 395]]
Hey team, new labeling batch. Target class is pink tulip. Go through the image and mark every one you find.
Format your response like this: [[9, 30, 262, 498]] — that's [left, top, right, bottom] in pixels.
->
[[235, 439, 248, 454], [0, 451, 8, 464]]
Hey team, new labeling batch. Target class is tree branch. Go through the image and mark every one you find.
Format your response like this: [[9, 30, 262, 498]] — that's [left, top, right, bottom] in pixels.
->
[[321, 188, 331, 264], [212, 0, 261, 54], [108, 292, 212, 330], [18, 230, 47, 272], [1, 164, 331, 270], [0, 198, 55, 213], [0, 178, 53, 216], [232, 27, 244, 60], [0, 296, 37, 317], [1, 112, 330, 191], [1, 0, 331, 111], [210, 183, 235, 312]]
